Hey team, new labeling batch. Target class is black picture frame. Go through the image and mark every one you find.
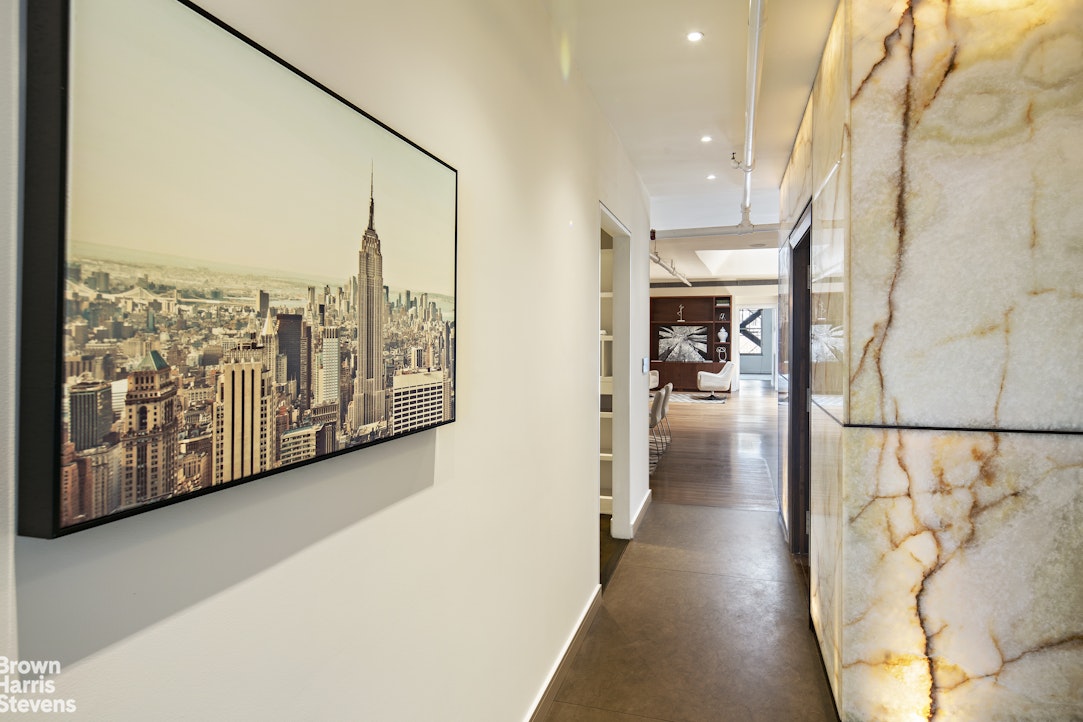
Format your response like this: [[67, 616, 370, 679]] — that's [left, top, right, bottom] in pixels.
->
[[19, 0, 458, 538]]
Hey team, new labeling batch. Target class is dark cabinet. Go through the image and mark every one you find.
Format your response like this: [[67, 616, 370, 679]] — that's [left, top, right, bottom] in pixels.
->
[[649, 295, 733, 391]]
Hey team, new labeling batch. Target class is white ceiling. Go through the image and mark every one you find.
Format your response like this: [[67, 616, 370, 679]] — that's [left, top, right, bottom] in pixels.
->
[[550, 0, 838, 282]]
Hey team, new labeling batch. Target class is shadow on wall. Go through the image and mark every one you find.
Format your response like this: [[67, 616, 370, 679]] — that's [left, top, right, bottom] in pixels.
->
[[14, 429, 443, 666]]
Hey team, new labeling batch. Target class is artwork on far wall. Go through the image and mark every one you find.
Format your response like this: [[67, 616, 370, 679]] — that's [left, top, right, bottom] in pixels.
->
[[19, 0, 457, 538], [657, 326, 709, 362]]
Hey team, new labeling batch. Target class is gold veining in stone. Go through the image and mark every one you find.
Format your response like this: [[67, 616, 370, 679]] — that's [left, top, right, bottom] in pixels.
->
[[847, 0, 1083, 430], [853, 4, 917, 425], [840, 427, 1083, 720]]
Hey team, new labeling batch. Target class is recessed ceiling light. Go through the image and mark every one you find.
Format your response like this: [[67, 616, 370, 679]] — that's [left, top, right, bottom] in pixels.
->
[[701, 135, 712, 143], [687, 31, 704, 42], [706, 174, 716, 180]]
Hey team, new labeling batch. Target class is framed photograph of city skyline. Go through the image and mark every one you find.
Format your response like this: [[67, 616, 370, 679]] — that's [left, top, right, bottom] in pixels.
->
[[19, 0, 458, 538]]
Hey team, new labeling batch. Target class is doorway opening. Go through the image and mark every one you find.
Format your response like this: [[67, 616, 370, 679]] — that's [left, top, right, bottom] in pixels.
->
[[598, 205, 637, 587], [781, 211, 811, 559], [600, 228, 614, 518], [736, 306, 776, 384]]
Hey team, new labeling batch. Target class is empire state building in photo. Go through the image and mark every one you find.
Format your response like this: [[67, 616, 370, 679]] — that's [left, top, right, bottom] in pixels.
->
[[352, 173, 386, 431]]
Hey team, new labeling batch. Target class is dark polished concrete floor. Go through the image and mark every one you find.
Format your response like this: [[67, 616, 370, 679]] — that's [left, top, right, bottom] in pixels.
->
[[545, 383, 838, 722]]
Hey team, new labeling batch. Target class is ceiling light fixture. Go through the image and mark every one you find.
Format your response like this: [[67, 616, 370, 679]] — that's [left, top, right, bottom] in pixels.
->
[[706, 174, 716, 180], [649, 251, 693, 286], [687, 31, 704, 42], [701, 135, 712, 143]]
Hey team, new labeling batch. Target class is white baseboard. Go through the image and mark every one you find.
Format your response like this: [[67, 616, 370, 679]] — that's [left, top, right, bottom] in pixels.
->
[[631, 489, 652, 537], [526, 584, 602, 722]]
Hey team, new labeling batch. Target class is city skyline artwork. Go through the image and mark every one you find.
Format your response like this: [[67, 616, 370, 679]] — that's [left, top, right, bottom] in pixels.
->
[[18, 0, 457, 538]]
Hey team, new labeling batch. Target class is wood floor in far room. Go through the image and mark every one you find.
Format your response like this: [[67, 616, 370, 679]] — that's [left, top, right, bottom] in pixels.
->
[[650, 380, 780, 509]]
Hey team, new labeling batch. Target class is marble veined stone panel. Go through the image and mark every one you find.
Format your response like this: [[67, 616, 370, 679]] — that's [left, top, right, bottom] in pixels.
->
[[840, 426, 1083, 721], [813, 0, 848, 206], [781, 97, 813, 233], [847, 0, 1083, 431], [811, 0, 851, 413], [811, 402, 846, 709]]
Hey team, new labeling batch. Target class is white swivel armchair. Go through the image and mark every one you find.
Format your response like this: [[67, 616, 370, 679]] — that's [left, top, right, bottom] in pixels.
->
[[697, 361, 735, 401]]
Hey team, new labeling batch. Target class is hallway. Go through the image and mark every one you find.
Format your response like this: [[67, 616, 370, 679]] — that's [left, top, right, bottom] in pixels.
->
[[543, 382, 838, 722]]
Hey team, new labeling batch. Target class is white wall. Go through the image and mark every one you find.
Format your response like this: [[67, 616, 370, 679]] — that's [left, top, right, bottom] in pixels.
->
[[1, 1, 650, 719]]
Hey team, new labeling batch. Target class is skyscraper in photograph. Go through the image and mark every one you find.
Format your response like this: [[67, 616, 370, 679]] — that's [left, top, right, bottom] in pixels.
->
[[310, 402, 339, 450], [69, 377, 113, 451], [351, 173, 386, 430], [315, 326, 340, 406], [81, 443, 122, 519], [178, 435, 212, 494], [279, 424, 323, 466], [212, 348, 275, 485], [276, 313, 303, 400], [445, 321, 455, 385], [260, 312, 279, 388], [59, 439, 89, 527], [390, 371, 450, 436], [300, 321, 312, 410], [258, 290, 269, 319], [120, 351, 179, 508]]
